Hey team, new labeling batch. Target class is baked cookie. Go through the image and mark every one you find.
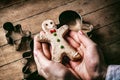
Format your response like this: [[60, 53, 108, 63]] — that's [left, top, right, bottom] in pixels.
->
[[38, 19, 81, 62]]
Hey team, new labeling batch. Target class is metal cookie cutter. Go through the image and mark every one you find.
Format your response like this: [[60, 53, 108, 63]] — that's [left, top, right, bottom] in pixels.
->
[[58, 10, 93, 36], [14, 24, 23, 34], [22, 40, 33, 60], [22, 71, 45, 80], [22, 40, 44, 80], [3, 22, 25, 45], [16, 30, 32, 51], [3, 22, 15, 45]]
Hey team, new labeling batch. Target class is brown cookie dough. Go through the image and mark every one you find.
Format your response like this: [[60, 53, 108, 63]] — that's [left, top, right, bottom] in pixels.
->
[[37, 19, 81, 62]]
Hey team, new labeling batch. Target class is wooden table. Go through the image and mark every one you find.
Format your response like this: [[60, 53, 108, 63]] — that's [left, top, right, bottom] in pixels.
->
[[0, 0, 120, 79]]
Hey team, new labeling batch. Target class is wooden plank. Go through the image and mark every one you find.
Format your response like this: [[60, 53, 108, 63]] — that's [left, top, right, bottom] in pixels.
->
[[0, 0, 119, 27], [83, 2, 120, 29], [1, 0, 120, 79], [14, 0, 120, 41], [91, 21, 120, 64], [0, 45, 24, 67], [0, 0, 119, 47], [0, 22, 119, 66], [0, 58, 38, 80], [103, 40, 120, 64], [0, 59, 25, 80], [0, 0, 74, 26], [0, 0, 22, 9], [0, 6, 120, 80], [0, 28, 22, 47], [0, 0, 120, 66], [91, 21, 120, 44], [0, 0, 73, 46], [0, 28, 7, 46]]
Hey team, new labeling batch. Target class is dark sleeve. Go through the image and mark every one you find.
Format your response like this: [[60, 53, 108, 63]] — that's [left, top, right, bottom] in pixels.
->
[[105, 65, 120, 80]]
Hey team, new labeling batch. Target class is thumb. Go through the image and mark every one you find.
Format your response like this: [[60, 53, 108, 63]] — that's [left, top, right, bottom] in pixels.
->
[[34, 35, 50, 66]]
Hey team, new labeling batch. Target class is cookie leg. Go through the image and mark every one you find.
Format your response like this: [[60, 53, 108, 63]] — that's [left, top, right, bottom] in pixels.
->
[[52, 54, 61, 62], [66, 49, 81, 61]]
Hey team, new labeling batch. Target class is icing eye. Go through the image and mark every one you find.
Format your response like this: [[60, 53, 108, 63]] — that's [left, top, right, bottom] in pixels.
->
[[50, 22, 53, 24], [45, 24, 48, 26]]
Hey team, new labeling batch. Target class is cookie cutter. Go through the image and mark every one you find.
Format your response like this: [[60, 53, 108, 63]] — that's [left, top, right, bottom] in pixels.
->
[[22, 39, 43, 80], [3, 22, 15, 32], [58, 10, 82, 31], [16, 30, 32, 51], [22, 40, 33, 61], [14, 24, 23, 34], [23, 71, 45, 80], [22, 63, 31, 74], [3, 22, 15, 45], [58, 10, 93, 36]]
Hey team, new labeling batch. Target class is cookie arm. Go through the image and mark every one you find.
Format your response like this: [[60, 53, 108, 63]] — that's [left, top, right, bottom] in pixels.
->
[[58, 25, 69, 36], [37, 33, 49, 42]]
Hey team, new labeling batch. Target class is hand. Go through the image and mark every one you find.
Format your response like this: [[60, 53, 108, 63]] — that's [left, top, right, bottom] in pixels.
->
[[66, 31, 107, 80], [33, 33, 80, 80]]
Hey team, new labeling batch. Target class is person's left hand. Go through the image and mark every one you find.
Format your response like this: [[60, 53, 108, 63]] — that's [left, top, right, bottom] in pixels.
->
[[33, 32, 80, 80]]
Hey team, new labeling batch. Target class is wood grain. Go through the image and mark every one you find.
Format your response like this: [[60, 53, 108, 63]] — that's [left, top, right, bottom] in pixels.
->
[[0, 29, 7, 46], [91, 21, 120, 64], [103, 40, 120, 64], [0, 45, 24, 67], [0, 0, 22, 9], [0, 0, 120, 47], [0, 0, 120, 66], [0, 0, 120, 79], [0, 0, 74, 26], [83, 2, 120, 28], [0, 59, 25, 80], [91, 21, 120, 45]]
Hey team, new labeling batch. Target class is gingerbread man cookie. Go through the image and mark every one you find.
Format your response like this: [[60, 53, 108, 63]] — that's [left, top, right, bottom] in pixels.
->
[[38, 19, 81, 62]]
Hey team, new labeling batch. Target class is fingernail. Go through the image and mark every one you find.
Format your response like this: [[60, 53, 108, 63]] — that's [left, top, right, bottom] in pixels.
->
[[78, 30, 84, 35]]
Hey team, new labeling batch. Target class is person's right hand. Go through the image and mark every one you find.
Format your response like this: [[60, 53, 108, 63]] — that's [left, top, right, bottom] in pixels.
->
[[66, 31, 107, 80], [33, 33, 80, 80]]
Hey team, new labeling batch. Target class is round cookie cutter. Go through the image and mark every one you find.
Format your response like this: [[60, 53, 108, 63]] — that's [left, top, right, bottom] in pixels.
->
[[58, 10, 82, 31]]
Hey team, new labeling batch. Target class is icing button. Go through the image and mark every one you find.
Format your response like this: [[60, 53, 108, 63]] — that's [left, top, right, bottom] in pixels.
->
[[60, 45, 64, 49], [57, 39, 60, 42], [53, 33, 57, 36]]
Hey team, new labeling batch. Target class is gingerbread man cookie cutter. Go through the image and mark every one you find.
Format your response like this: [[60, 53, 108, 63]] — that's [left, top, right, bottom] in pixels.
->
[[38, 19, 81, 62], [58, 10, 93, 35]]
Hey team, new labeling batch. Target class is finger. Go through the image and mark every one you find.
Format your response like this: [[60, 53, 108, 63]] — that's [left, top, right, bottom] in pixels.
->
[[66, 36, 79, 49], [34, 55, 48, 78], [69, 31, 80, 43], [77, 46, 84, 57], [42, 43, 51, 60], [34, 35, 49, 66], [34, 55, 42, 73], [77, 31, 96, 48], [40, 31, 51, 59], [68, 68, 80, 79], [34, 34, 43, 51], [69, 61, 81, 69], [34, 54, 44, 76]]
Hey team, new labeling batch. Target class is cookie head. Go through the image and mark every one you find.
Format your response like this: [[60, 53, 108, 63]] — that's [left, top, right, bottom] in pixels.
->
[[42, 20, 56, 32]]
